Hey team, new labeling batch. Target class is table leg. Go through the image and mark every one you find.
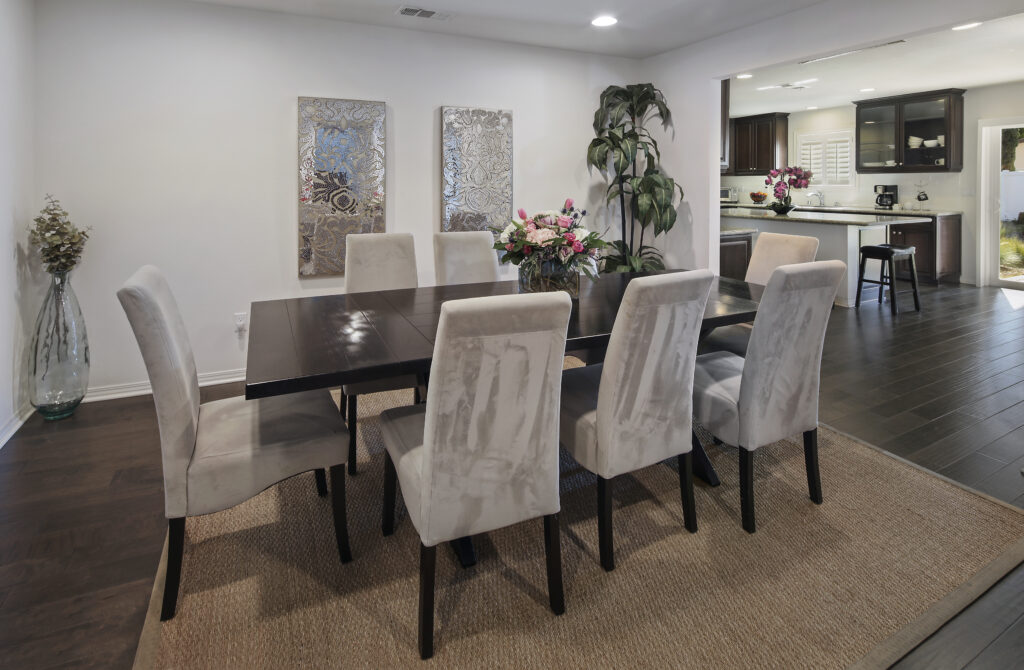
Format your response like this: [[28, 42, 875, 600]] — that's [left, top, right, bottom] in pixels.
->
[[449, 536, 477, 568], [691, 432, 720, 487]]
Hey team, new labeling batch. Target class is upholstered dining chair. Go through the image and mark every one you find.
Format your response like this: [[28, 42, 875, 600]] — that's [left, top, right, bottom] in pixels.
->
[[700, 232, 819, 356], [117, 265, 352, 621], [338, 232, 421, 476], [559, 270, 715, 571], [378, 292, 572, 659], [692, 260, 845, 533], [433, 231, 501, 285]]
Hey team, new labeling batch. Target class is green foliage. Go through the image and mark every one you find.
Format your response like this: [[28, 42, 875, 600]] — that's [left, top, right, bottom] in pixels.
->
[[999, 232, 1024, 278], [1001, 128, 1024, 171], [29, 195, 89, 275], [587, 83, 683, 273]]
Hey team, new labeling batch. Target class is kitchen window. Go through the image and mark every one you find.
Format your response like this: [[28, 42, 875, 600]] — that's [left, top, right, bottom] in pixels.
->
[[797, 130, 853, 187]]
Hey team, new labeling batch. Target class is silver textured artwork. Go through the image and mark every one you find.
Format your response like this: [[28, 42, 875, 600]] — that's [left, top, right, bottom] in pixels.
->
[[441, 107, 513, 233], [298, 97, 386, 277]]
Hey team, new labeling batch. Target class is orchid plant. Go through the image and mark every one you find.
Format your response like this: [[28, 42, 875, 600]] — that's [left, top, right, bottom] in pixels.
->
[[493, 198, 607, 279], [764, 166, 812, 213]]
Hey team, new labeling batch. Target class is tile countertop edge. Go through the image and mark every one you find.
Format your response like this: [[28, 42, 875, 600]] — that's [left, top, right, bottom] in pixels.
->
[[720, 203, 962, 217], [721, 208, 932, 227]]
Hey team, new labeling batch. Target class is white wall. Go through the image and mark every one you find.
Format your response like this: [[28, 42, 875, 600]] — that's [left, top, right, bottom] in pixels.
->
[[642, 0, 1024, 275], [0, 0, 37, 445], [723, 78, 1024, 284], [33, 0, 641, 396]]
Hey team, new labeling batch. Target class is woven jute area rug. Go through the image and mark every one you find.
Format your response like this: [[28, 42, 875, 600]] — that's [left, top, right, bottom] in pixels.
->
[[134, 384, 1024, 669]]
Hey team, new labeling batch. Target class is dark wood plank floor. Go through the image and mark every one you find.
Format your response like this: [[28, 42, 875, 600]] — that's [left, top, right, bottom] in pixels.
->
[[0, 283, 1021, 668]]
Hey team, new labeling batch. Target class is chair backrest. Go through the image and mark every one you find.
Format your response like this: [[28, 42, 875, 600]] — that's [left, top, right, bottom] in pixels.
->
[[418, 292, 572, 546], [745, 232, 820, 285], [739, 260, 845, 449], [345, 232, 418, 293], [596, 270, 715, 478], [116, 266, 200, 518], [433, 231, 501, 286]]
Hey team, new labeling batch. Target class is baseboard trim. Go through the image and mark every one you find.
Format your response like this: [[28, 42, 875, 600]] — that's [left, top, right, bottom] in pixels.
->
[[0, 404, 35, 450], [84, 369, 246, 403]]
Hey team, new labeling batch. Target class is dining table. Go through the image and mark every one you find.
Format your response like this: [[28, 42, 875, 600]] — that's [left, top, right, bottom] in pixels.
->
[[245, 270, 762, 565]]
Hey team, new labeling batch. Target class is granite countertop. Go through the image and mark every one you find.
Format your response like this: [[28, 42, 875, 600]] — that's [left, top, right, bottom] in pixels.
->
[[720, 227, 757, 237], [721, 203, 961, 217], [721, 207, 931, 227]]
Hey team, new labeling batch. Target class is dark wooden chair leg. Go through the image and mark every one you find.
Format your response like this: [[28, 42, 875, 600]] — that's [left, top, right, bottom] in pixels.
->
[[543, 514, 565, 615], [855, 253, 866, 309], [878, 259, 886, 304], [888, 257, 898, 315], [329, 465, 353, 563], [160, 517, 186, 621], [382, 450, 397, 536], [339, 391, 347, 420], [679, 452, 697, 533], [314, 468, 328, 497], [739, 448, 756, 534], [419, 543, 437, 660], [597, 476, 614, 571], [909, 254, 921, 311], [803, 428, 823, 504], [347, 394, 358, 476]]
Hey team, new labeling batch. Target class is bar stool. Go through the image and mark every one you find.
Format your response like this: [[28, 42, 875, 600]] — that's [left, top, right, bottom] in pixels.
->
[[855, 244, 921, 314]]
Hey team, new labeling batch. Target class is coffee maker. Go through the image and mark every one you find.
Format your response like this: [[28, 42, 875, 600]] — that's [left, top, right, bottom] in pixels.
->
[[874, 184, 898, 210]]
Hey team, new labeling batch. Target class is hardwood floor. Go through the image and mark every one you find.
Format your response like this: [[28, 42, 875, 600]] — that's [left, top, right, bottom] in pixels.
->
[[0, 283, 1021, 668]]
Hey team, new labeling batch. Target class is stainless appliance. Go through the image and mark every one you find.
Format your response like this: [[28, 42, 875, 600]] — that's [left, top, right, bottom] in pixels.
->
[[720, 186, 738, 203], [874, 184, 898, 210]]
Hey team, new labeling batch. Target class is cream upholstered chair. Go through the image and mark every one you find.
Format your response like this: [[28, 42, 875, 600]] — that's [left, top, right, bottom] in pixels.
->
[[701, 232, 820, 356], [378, 292, 572, 659], [433, 231, 501, 285], [117, 266, 352, 621], [692, 260, 845, 533], [559, 270, 714, 571], [339, 232, 420, 476]]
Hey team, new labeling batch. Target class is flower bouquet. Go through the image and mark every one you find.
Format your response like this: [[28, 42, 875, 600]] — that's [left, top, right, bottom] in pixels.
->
[[764, 167, 812, 215], [494, 198, 607, 298]]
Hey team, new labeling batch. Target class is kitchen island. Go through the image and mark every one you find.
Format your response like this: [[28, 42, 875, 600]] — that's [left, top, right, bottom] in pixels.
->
[[721, 207, 933, 307]]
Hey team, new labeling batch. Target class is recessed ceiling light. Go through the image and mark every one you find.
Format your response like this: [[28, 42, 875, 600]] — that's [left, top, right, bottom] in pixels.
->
[[736, 73, 753, 79], [952, 22, 981, 31], [806, 106, 818, 110], [860, 88, 875, 92], [591, 15, 617, 27], [756, 85, 780, 91]]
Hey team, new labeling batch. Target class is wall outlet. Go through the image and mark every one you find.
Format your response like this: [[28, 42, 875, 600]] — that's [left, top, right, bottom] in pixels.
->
[[234, 312, 248, 333]]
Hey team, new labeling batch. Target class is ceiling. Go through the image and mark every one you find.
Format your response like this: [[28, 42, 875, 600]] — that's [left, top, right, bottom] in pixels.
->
[[729, 12, 1024, 116], [188, 0, 828, 58]]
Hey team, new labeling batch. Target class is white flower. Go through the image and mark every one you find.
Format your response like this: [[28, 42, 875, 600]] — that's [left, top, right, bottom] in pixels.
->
[[573, 226, 589, 238], [499, 222, 516, 244]]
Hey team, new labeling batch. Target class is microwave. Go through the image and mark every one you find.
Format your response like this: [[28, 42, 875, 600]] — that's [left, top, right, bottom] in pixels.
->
[[720, 186, 738, 203]]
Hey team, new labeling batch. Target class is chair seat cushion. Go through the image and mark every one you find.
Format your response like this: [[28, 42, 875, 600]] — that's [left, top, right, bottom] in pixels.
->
[[186, 389, 347, 516], [697, 323, 752, 357], [692, 351, 745, 447], [342, 374, 418, 396], [559, 364, 603, 475], [378, 404, 427, 536]]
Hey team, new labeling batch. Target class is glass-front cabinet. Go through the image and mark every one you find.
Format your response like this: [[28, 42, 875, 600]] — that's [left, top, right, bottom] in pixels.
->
[[855, 89, 964, 173]]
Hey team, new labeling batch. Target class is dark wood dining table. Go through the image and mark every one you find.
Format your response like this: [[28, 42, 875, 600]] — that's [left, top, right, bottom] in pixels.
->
[[245, 271, 761, 564]]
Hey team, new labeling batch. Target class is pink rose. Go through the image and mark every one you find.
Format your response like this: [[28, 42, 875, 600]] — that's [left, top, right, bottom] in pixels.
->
[[557, 215, 572, 228], [526, 227, 559, 245], [525, 221, 537, 231], [505, 243, 514, 251], [558, 246, 573, 262], [517, 208, 528, 220], [562, 232, 576, 243], [572, 241, 585, 253], [564, 198, 574, 210], [523, 245, 532, 255]]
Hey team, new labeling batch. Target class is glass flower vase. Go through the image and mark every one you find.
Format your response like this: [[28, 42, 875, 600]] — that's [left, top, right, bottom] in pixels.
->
[[29, 271, 90, 420], [518, 260, 580, 298]]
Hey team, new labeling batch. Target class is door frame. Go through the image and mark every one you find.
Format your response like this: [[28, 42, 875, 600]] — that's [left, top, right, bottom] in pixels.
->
[[978, 116, 1024, 289]]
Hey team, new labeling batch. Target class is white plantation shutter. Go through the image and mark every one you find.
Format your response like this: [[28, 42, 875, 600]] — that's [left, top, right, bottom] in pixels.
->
[[797, 130, 853, 187]]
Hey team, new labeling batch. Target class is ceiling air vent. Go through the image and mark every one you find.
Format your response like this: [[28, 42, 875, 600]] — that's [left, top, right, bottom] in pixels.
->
[[397, 7, 450, 20]]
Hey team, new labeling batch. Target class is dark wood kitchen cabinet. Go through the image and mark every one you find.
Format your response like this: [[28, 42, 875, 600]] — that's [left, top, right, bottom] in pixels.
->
[[731, 113, 788, 176], [887, 213, 962, 284], [720, 231, 754, 280], [855, 89, 964, 173]]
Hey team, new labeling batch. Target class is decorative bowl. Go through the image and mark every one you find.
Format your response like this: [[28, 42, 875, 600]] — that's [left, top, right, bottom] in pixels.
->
[[923, 140, 939, 148], [750, 192, 768, 203]]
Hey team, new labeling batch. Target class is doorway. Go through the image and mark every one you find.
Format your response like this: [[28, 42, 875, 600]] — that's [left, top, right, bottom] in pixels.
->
[[979, 118, 1024, 289]]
